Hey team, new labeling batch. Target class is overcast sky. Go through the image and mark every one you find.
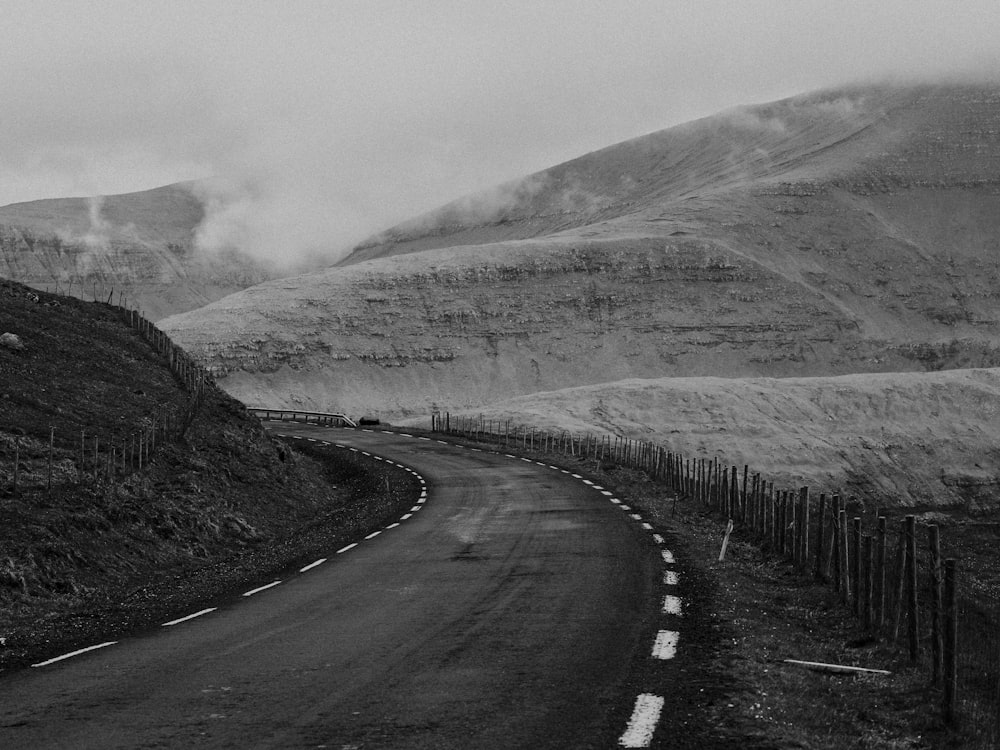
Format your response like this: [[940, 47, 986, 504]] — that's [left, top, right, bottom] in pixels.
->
[[2, 0, 999, 264]]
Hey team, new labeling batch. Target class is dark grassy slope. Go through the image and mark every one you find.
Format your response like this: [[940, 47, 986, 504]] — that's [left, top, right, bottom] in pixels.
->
[[0, 278, 416, 669]]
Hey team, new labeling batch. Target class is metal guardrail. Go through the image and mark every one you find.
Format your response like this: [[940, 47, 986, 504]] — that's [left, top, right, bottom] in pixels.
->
[[248, 408, 357, 428]]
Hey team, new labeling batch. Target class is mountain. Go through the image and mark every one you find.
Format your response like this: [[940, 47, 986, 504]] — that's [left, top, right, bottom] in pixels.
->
[[161, 83, 1000, 419], [0, 181, 273, 320]]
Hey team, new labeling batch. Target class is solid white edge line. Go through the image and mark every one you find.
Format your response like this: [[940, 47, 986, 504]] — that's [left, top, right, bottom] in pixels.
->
[[162, 607, 218, 627], [337, 543, 358, 554], [243, 580, 282, 597], [299, 558, 327, 573], [619, 693, 664, 748], [652, 630, 680, 660], [31, 641, 118, 667], [664, 570, 679, 586]]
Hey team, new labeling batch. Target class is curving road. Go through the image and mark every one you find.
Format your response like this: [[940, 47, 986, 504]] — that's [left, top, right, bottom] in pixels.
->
[[0, 426, 667, 749]]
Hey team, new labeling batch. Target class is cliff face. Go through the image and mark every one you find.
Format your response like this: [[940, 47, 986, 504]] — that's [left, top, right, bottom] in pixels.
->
[[161, 84, 1000, 419], [0, 182, 273, 320]]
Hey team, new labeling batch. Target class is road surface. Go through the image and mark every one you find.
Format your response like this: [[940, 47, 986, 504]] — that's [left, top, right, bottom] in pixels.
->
[[0, 426, 666, 748]]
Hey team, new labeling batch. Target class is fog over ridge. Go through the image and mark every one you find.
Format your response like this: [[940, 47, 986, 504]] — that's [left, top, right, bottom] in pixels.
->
[[3, 1, 1000, 269]]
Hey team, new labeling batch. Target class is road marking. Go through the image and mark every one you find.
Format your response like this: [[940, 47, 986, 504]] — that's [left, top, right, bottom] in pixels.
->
[[664, 570, 679, 585], [437, 440, 448, 444], [400, 433, 413, 437], [361, 429, 373, 432], [582, 479, 593, 485], [410, 505, 422, 512], [504, 454, 516, 458], [571, 473, 582, 479], [521, 457, 532, 462], [652, 534, 664, 544], [418, 437, 431, 441], [471, 448, 482, 452], [307, 438, 317, 442], [592, 485, 604, 490], [243, 580, 282, 597], [662, 594, 683, 615], [601, 490, 614, 496], [361, 451, 371, 456], [364, 531, 381, 540], [162, 608, 218, 627], [401, 513, 412, 520], [641, 522, 653, 530], [299, 558, 327, 572], [549, 465, 558, 469], [385, 522, 400, 529], [536, 461, 546, 466], [619, 693, 664, 748], [630, 513, 643, 521], [337, 543, 358, 554], [32, 641, 118, 668], [619, 505, 631, 511], [561, 470, 570, 474], [652, 630, 679, 660], [661, 549, 675, 564], [610, 498, 621, 504]]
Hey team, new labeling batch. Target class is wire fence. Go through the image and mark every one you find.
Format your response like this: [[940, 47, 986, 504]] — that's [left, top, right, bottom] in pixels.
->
[[437, 413, 998, 744], [1, 302, 212, 498]]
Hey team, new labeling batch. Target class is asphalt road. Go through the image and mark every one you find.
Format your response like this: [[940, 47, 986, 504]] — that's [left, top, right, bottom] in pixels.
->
[[0, 427, 661, 749]]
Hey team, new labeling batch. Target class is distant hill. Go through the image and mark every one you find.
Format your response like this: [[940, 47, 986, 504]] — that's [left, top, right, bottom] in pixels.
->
[[162, 83, 1000, 419], [0, 181, 274, 320]]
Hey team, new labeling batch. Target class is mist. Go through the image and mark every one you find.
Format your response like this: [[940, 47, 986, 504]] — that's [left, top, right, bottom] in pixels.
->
[[2, 0, 999, 269]]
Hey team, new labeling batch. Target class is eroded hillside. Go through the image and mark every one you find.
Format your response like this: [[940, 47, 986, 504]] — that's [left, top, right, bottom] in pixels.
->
[[0, 182, 274, 320], [161, 83, 1000, 419]]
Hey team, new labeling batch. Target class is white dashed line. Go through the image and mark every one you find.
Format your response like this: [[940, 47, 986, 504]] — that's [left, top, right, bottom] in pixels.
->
[[619, 693, 664, 748], [641, 522, 653, 531], [437, 440, 448, 444], [504, 454, 516, 458], [31, 642, 118, 668], [652, 630, 680, 660], [307, 438, 317, 442], [410, 505, 422, 512], [571, 473, 582, 479], [661, 549, 675, 564], [582, 479, 593, 485], [619, 505, 631, 511], [610, 498, 621, 505], [664, 570, 679, 586], [364, 531, 382, 540], [548, 465, 558, 470], [243, 580, 282, 597], [592, 485, 604, 490], [162, 608, 217, 627], [401, 513, 412, 520], [337, 543, 358, 554], [299, 558, 327, 573], [400, 433, 413, 437], [652, 534, 665, 545], [418, 437, 431, 441], [385, 522, 400, 529], [630, 513, 643, 521], [662, 595, 683, 615], [601, 490, 614, 496], [521, 458, 532, 462]]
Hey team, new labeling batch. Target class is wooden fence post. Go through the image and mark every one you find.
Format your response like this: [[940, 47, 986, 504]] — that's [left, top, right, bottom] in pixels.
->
[[800, 487, 810, 570], [876, 516, 887, 632], [929, 524, 943, 685], [905, 515, 919, 663], [942, 559, 958, 725], [815, 493, 827, 579], [851, 517, 862, 616]]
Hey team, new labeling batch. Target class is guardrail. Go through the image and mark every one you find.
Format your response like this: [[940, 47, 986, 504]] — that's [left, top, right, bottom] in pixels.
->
[[248, 408, 357, 428]]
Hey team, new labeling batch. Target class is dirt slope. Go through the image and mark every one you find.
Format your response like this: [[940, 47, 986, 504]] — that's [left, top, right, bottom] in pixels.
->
[[0, 182, 274, 320], [162, 83, 1000, 419]]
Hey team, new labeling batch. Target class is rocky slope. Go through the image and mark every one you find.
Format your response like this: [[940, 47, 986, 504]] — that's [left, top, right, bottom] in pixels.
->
[[161, 83, 1000, 419], [0, 182, 273, 320]]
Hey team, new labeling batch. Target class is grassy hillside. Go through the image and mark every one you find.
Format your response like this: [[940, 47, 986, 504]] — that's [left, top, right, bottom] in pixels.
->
[[424, 368, 1000, 510], [162, 83, 1000, 420], [0, 278, 416, 669], [0, 182, 275, 320]]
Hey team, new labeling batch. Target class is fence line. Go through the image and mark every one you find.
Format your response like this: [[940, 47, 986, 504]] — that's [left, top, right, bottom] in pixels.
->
[[435, 412, 993, 740], [2, 299, 213, 497]]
